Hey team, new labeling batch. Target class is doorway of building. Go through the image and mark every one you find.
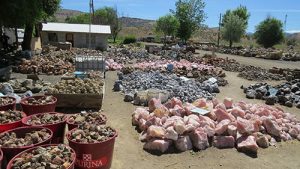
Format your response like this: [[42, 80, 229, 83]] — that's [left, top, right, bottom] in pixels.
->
[[66, 33, 74, 47]]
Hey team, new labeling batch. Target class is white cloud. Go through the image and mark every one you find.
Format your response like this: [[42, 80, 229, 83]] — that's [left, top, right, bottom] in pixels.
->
[[286, 30, 300, 33]]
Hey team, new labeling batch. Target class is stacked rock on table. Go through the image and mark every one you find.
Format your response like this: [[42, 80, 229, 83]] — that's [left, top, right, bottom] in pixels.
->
[[46, 78, 104, 95], [115, 71, 217, 104], [132, 97, 300, 155], [6, 79, 51, 93], [242, 79, 300, 108]]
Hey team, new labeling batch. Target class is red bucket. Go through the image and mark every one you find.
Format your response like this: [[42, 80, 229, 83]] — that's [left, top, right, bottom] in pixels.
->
[[67, 128, 118, 169], [66, 114, 107, 131], [0, 97, 16, 111], [0, 126, 53, 162], [22, 112, 66, 144], [20, 96, 57, 115], [0, 111, 27, 133], [6, 144, 76, 169]]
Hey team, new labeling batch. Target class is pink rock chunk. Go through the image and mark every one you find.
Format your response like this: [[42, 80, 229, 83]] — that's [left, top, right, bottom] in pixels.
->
[[214, 108, 235, 122], [165, 126, 178, 141], [280, 132, 292, 141], [234, 101, 248, 110], [153, 105, 170, 118], [228, 125, 237, 138], [148, 98, 162, 112], [215, 119, 231, 135], [253, 132, 269, 148], [189, 128, 209, 150], [263, 118, 282, 137], [297, 135, 300, 141], [212, 98, 219, 108], [237, 117, 256, 135], [215, 103, 226, 111], [224, 97, 233, 109], [164, 97, 183, 109], [237, 136, 259, 154], [147, 125, 166, 138], [170, 105, 186, 117], [175, 136, 193, 152], [231, 107, 246, 118], [143, 139, 171, 153], [174, 120, 187, 135], [138, 118, 147, 131], [198, 115, 216, 128], [132, 108, 150, 125], [139, 131, 149, 142], [213, 136, 235, 149], [194, 98, 207, 108], [162, 116, 183, 128], [203, 125, 215, 137]]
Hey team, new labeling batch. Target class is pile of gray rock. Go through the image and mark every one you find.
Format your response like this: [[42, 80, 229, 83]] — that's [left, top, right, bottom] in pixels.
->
[[114, 71, 219, 105], [242, 79, 300, 108]]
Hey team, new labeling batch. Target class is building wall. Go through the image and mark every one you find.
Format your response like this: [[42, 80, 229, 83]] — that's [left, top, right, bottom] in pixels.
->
[[41, 31, 109, 50]]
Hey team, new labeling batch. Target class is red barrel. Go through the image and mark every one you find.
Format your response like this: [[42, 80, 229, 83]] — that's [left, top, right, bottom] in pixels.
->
[[20, 96, 57, 115], [0, 97, 16, 111], [22, 112, 66, 144], [6, 144, 76, 169], [67, 128, 118, 169], [0, 148, 3, 169], [0, 126, 53, 162], [0, 111, 26, 133], [66, 114, 107, 131]]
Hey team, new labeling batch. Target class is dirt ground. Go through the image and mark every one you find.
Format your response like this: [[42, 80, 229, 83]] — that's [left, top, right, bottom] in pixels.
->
[[102, 51, 300, 169], [11, 51, 300, 169]]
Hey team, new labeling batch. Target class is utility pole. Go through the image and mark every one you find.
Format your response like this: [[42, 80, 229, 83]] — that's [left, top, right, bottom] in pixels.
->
[[91, 0, 95, 23], [89, 0, 92, 49], [284, 14, 288, 45], [217, 13, 222, 47]]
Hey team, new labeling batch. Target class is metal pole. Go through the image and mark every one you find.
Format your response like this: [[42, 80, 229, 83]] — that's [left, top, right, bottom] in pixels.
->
[[217, 13, 222, 47], [89, 0, 92, 49]]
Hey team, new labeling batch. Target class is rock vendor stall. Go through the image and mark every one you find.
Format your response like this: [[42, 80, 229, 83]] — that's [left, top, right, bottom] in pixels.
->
[[132, 97, 300, 155]]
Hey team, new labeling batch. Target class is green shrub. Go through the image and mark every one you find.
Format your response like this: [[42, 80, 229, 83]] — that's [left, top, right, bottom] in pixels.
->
[[123, 36, 137, 44]]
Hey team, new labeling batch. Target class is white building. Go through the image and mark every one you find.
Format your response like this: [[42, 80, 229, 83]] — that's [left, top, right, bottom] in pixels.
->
[[41, 22, 111, 50]]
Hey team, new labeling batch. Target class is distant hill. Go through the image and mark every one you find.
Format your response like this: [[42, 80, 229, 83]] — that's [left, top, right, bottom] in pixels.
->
[[54, 9, 83, 22], [53, 9, 155, 37]]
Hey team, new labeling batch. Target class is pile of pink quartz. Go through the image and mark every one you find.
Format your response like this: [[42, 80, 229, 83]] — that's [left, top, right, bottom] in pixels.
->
[[105, 59, 124, 70], [133, 59, 215, 72], [132, 97, 300, 155]]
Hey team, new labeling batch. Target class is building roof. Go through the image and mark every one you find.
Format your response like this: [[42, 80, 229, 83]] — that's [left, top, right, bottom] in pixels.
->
[[42, 22, 111, 34]]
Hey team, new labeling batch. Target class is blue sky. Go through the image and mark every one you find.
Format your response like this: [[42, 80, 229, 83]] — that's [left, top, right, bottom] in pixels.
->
[[61, 0, 300, 33]]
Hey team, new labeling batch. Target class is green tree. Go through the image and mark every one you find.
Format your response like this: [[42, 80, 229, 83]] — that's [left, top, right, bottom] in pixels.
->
[[0, 0, 60, 50], [221, 13, 246, 48], [222, 6, 250, 27], [172, 0, 206, 42], [155, 14, 179, 45], [65, 14, 90, 24], [254, 17, 284, 48], [94, 7, 122, 43]]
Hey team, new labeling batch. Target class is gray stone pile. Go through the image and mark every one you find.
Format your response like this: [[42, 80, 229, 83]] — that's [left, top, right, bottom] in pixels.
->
[[114, 71, 219, 104], [242, 79, 300, 108]]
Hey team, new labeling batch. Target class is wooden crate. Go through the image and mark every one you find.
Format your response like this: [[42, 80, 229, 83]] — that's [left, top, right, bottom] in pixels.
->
[[47, 83, 105, 109]]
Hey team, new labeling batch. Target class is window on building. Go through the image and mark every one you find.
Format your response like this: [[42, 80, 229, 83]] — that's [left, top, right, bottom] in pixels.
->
[[86, 34, 96, 44], [48, 33, 58, 42]]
